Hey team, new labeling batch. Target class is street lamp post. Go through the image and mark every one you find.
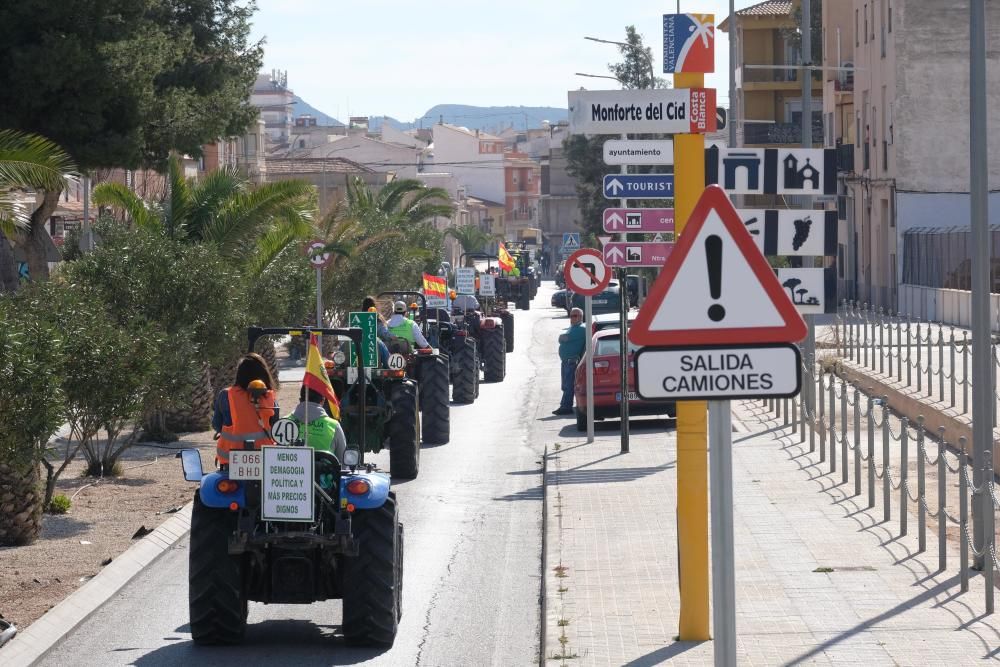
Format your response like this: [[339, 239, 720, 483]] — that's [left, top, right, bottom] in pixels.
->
[[584, 36, 656, 89]]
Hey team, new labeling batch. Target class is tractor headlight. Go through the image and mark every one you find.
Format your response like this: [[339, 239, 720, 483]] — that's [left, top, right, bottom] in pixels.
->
[[333, 350, 347, 365]]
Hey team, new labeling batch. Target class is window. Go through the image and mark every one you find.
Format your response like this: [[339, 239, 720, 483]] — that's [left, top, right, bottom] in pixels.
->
[[298, 139, 305, 148], [889, 0, 893, 32], [856, 111, 862, 148], [864, 4, 868, 43], [871, 3, 876, 40], [856, 9, 860, 46], [880, 0, 886, 57]]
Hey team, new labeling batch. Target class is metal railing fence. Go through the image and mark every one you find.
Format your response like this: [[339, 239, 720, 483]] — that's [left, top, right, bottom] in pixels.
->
[[762, 359, 997, 614], [835, 300, 998, 426]]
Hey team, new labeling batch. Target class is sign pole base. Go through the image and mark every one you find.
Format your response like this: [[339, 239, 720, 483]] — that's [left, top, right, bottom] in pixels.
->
[[709, 399, 737, 666]]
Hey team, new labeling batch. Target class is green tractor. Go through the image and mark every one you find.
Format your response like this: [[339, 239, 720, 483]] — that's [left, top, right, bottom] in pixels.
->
[[375, 292, 451, 444]]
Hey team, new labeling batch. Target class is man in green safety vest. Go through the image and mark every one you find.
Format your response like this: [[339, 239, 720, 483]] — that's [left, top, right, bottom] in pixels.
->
[[387, 300, 430, 349], [285, 387, 347, 463]]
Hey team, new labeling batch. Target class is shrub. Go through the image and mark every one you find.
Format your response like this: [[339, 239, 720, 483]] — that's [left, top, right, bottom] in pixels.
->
[[0, 287, 65, 545], [48, 494, 71, 514]]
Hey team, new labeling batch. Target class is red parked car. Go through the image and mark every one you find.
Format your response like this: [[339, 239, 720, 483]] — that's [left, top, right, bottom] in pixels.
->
[[573, 328, 674, 431]]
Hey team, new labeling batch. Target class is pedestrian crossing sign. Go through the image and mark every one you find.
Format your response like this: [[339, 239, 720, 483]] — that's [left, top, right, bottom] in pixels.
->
[[562, 233, 580, 250]]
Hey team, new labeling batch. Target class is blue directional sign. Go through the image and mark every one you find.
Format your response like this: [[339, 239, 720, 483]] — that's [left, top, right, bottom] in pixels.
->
[[603, 174, 675, 199]]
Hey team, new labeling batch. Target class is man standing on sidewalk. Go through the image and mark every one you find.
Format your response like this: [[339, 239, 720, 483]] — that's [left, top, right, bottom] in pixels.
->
[[553, 307, 586, 416]]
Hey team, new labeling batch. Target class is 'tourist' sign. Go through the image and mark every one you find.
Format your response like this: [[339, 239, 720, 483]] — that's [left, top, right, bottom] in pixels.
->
[[568, 88, 717, 135]]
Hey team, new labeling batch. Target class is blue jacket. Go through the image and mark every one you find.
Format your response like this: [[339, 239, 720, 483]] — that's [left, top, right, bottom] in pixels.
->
[[558, 323, 586, 362]]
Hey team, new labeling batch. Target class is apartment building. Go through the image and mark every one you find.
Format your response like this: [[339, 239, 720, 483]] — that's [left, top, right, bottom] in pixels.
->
[[719, 0, 823, 148], [822, 0, 857, 299], [251, 71, 295, 149], [845, 0, 1000, 311], [430, 123, 540, 239]]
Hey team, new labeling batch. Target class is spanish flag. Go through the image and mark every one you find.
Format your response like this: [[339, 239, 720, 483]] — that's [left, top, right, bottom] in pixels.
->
[[498, 242, 515, 273], [422, 272, 447, 299], [304, 333, 340, 420]]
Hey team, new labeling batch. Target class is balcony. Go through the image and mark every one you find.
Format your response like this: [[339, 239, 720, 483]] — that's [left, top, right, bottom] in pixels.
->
[[744, 121, 824, 146], [836, 144, 855, 173], [739, 65, 823, 91]]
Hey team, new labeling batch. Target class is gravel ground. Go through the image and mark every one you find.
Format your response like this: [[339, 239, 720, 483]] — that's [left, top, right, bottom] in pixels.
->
[[0, 366, 302, 632]]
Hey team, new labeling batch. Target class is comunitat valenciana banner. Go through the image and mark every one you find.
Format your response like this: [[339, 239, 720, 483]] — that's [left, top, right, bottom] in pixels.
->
[[567, 88, 716, 135]]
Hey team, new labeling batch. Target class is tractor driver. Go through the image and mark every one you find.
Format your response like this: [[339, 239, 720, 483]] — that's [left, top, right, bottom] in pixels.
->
[[387, 300, 430, 350]]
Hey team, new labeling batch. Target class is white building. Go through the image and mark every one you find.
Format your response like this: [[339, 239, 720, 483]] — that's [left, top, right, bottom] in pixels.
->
[[430, 124, 506, 204], [250, 71, 295, 149]]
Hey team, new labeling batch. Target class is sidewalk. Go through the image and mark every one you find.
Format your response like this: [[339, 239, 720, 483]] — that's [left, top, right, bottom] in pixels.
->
[[543, 400, 1000, 665]]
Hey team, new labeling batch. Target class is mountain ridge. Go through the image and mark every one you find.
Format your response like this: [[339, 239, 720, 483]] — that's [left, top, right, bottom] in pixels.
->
[[291, 98, 567, 133]]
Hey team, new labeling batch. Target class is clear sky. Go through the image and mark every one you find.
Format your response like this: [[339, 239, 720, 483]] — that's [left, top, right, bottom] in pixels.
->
[[249, 0, 766, 123]]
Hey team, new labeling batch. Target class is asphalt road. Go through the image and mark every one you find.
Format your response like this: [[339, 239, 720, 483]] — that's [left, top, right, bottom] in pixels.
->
[[39, 284, 567, 667]]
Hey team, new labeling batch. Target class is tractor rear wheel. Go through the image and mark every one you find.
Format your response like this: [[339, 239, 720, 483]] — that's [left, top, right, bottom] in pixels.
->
[[388, 380, 420, 479], [418, 354, 450, 444], [451, 339, 477, 404], [343, 492, 401, 646], [499, 311, 514, 353], [189, 492, 247, 645], [482, 326, 506, 383], [517, 288, 530, 311]]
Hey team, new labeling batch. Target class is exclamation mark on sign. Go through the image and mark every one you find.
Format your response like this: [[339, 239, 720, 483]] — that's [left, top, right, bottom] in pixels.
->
[[706, 235, 725, 322]]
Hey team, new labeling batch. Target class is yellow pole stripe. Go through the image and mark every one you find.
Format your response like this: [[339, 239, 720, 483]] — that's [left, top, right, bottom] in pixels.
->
[[673, 70, 711, 642]]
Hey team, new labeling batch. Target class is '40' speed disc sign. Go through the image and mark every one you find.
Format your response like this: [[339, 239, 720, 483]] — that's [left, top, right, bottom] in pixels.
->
[[564, 248, 611, 297]]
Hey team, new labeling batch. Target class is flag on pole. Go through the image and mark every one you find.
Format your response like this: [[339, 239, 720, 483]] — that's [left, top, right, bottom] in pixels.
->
[[422, 272, 447, 299], [304, 332, 340, 420], [498, 242, 515, 273]]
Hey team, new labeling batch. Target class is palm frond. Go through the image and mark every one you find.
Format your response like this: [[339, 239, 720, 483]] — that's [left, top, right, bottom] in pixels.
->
[[92, 182, 161, 232], [0, 197, 30, 237], [185, 164, 245, 241], [0, 130, 77, 192], [201, 179, 317, 258]]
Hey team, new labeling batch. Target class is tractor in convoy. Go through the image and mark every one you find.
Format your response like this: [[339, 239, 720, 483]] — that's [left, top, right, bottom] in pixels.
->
[[180, 326, 403, 647], [373, 291, 451, 442], [495, 241, 537, 309]]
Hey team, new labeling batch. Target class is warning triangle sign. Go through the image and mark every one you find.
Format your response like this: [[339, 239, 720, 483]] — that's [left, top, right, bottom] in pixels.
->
[[629, 186, 807, 346]]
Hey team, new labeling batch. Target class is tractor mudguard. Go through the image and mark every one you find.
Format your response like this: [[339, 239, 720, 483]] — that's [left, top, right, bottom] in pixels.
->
[[198, 470, 247, 509], [339, 471, 391, 509]]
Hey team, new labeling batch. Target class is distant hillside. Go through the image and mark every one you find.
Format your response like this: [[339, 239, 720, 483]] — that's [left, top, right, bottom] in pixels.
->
[[291, 96, 343, 126], [373, 105, 568, 133], [291, 97, 567, 133]]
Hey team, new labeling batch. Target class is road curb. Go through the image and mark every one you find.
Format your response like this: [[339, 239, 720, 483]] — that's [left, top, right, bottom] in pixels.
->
[[539, 445, 548, 667], [0, 502, 193, 667]]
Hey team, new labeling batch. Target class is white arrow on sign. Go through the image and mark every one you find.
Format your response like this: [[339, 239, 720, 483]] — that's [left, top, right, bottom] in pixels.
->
[[606, 178, 624, 196], [605, 246, 624, 263], [605, 212, 624, 230]]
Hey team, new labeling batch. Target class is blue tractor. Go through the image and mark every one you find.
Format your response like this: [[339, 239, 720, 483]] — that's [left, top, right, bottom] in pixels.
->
[[177, 326, 403, 646]]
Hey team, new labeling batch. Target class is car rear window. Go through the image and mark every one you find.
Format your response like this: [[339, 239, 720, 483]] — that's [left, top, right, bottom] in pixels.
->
[[594, 335, 640, 356]]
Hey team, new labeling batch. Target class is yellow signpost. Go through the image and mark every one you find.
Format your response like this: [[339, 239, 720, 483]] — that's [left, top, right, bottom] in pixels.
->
[[673, 70, 710, 641]]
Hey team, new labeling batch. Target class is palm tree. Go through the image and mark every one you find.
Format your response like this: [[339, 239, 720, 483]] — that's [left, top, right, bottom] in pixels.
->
[[444, 224, 495, 263], [318, 177, 453, 319], [0, 130, 76, 237], [93, 156, 315, 277], [0, 130, 76, 292], [94, 156, 318, 431]]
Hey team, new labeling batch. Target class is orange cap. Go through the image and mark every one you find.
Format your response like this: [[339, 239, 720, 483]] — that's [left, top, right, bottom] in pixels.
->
[[248, 379, 266, 391], [367, 306, 377, 312]]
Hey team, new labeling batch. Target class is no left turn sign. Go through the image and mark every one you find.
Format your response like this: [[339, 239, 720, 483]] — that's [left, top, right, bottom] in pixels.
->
[[305, 239, 333, 268], [564, 248, 611, 297]]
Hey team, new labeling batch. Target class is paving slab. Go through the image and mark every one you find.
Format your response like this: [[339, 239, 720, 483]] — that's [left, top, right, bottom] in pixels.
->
[[543, 399, 1000, 665]]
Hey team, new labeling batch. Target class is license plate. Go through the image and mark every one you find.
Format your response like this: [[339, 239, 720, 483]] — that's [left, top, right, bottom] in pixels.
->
[[594, 300, 608, 305], [230, 450, 263, 480], [616, 392, 639, 401]]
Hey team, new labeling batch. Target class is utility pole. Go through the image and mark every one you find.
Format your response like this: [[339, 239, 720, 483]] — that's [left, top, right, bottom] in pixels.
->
[[970, 0, 991, 570], [729, 0, 736, 148], [800, 0, 817, 420]]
